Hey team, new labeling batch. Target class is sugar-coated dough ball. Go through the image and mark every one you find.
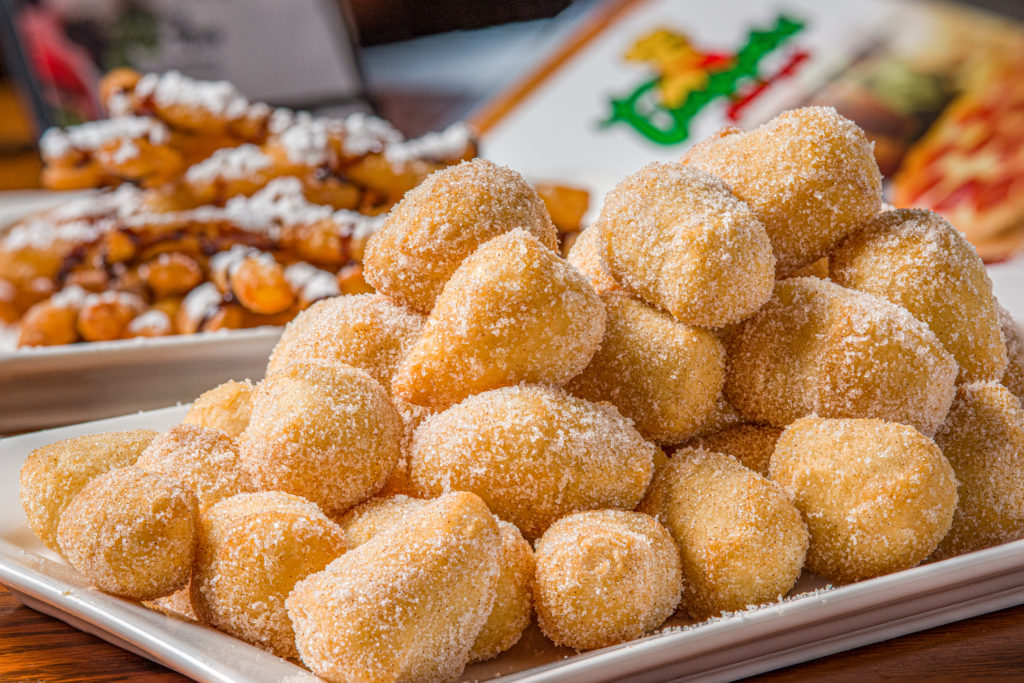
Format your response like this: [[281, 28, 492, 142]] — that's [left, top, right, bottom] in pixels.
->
[[392, 229, 606, 411], [183, 380, 253, 438], [336, 495, 534, 662], [566, 223, 618, 293], [693, 394, 745, 437], [145, 587, 196, 621], [136, 423, 250, 511], [335, 494, 427, 549], [266, 294, 425, 385], [683, 106, 882, 272], [687, 423, 782, 477], [640, 448, 807, 619], [600, 162, 775, 327], [191, 491, 346, 658], [831, 209, 1007, 383], [409, 384, 657, 539], [57, 466, 198, 600], [240, 361, 403, 516], [286, 492, 501, 683], [933, 382, 1024, 559], [379, 399, 434, 497], [771, 416, 957, 582], [725, 277, 958, 436], [533, 510, 680, 651], [363, 159, 557, 313], [20, 429, 157, 552], [568, 291, 724, 444], [469, 519, 535, 662], [997, 303, 1024, 401]]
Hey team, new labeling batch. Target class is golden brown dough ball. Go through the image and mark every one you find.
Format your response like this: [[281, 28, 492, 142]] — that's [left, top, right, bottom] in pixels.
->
[[378, 399, 434, 497], [20, 429, 157, 552], [392, 229, 606, 412], [239, 361, 403, 516], [335, 494, 427, 549], [533, 510, 680, 651], [933, 382, 1024, 559], [725, 277, 957, 436], [566, 223, 618, 294], [145, 588, 196, 621], [286, 492, 501, 683], [682, 106, 882, 273], [771, 416, 958, 582], [409, 384, 657, 539], [135, 423, 250, 511], [469, 520, 535, 662], [567, 290, 724, 444], [688, 423, 782, 477], [997, 303, 1024, 401], [639, 448, 807, 620], [57, 466, 198, 600], [335, 494, 534, 662], [600, 162, 775, 327], [266, 294, 425, 385], [363, 159, 558, 313], [191, 491, 346, 658], [693, 394, 745, 437], [183, 380, 253, 438], [830, 209, 1006, 383]]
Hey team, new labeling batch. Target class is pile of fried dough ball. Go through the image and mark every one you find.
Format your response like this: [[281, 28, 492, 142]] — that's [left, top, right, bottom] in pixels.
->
[[20, 106, 1024, 683]]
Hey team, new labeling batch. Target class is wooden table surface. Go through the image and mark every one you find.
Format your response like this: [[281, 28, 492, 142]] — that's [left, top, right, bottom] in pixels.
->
[[2, 582, 1024, 681]]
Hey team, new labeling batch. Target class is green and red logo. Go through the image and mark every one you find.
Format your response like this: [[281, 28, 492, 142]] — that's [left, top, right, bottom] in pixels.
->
[[603, 15, 808, 145]]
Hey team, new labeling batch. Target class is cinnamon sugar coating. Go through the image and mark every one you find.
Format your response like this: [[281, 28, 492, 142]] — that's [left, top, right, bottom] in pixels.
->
[[933, 382, 1024, 559], [831, 209, 1006, 383], [392, 230, 605, 411], [725, 277, 958, 436], [640, 448, 807, 620], [683, 106, 882, 273], [286, 492, 501, 683], [600, 162, 774, 327], [20, 429, 157, 552], [191, 491, 346, 658], [240, 360, 402, 516], [408, 384, 657, 539], [771, 417, 957, 582], [57, 466, 198, 600], [567, 290, 724, 444], [363, 159, 557, 313], [183, 380, 254, 437], [533, 510, 680, 651]]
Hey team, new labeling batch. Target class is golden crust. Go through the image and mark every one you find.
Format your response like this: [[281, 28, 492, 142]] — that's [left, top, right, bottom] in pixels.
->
[[687, 423, 782, 477], [335, 494, 534, 662], [363, 159, 557, 313], [565, 223, 618, 294], [239, 361, 403, 516], [725, 277, 958, 436], [567, 291, 724, 444], [601, 162, 775, 328], [408, 384, 657, 539], [771, 416, 958, 582], [135, 423, 250, 512], [831, 209, 1006, 383], [267, 294, 425, 386], [190, 491, 346, 658], [57, 466, 198, 600], [639, 448, 807, 619], [933, 382, 1024, 559], [19, 429, 157, 552], [183, 380, 254, 438], [533, 510, 680, 651], [286, 492, 501, 683], [392, 229, 606, 411], [683, 106, 882, 272]]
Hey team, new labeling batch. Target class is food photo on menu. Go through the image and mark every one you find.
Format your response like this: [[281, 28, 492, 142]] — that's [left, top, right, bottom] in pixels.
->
[[0, 0, 1023, 681]]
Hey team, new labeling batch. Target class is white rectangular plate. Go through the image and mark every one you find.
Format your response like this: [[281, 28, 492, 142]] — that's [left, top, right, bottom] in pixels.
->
[[2, 408, 1024, 682]]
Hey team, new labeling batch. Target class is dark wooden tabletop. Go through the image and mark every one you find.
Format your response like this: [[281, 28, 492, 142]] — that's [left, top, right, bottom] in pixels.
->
[[2, 582, 1024, 681]]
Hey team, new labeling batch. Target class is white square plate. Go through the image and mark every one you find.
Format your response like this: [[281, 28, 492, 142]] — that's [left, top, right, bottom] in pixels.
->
[[2, 407, 1024, 682]]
